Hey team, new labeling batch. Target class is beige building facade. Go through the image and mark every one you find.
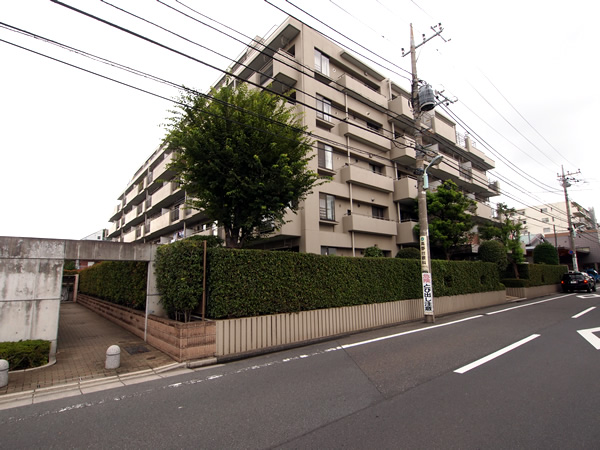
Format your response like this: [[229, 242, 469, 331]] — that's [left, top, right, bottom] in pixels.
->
[[516, 201, 597, 238], [108, 17, 499, 256]]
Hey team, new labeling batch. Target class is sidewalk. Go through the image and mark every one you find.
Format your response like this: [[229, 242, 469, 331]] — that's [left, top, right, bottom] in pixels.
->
[[0, 301, 196, 408]]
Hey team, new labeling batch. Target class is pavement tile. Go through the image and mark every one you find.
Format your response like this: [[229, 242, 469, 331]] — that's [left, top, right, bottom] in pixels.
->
[[1, 301, 177, 400]]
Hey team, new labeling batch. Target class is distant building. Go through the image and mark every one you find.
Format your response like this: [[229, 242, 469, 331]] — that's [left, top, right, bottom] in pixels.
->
[[107, 16, 499, 256], [81, 229, 108, 241], [516, 202, 597, 238]]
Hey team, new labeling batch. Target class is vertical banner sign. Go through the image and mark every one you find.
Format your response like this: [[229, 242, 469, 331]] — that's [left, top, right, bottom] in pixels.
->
[[419, 236, 429, 272], [422, 272, 434, 315]]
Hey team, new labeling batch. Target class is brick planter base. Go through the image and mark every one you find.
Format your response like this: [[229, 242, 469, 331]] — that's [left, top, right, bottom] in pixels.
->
[[77, 295, 216, 362]]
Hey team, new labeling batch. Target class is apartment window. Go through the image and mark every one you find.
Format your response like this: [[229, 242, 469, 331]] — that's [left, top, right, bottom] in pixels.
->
[[314, 49, 330, 76], [316, 95, 332, 122], [541, 208, 548, 213], [318, 143, 334, 171], [366, 121, 381, 133], [543, 227, 551, 233], [370, 164, 382, 175], [372, 206, 385, 220], [542, 218, 549, 223], [321, 246, 337, 256], [319, 194, 335, 221]]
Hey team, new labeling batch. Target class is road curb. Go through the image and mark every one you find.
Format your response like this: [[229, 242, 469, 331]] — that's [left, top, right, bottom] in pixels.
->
[[0, 361, 195, 411]]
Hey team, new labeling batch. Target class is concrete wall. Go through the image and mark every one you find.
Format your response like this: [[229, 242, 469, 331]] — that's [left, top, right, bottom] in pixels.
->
[[0, 238, 65, 356], [0, 236, 163, 358]]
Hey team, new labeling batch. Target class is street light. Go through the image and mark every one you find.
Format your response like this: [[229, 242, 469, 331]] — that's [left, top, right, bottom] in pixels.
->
[[423, 155, 443, 190]]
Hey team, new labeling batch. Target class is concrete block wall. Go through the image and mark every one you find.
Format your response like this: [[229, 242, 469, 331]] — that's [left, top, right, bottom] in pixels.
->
[[0, 238, 65, 355]]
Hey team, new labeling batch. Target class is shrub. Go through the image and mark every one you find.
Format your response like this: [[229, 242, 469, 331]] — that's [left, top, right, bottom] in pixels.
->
[[502, 278, 530, 288], [155, 235, 223, 321], [431, 260, 504, 297], [364, 245, 384, 257], [533, 243, 559, 265], [0, 340, 50, 370], [396, 247, 420, 259], [204, 248, 504, 319], [478, 240, 508, 272], [78, 261, 147, 310]]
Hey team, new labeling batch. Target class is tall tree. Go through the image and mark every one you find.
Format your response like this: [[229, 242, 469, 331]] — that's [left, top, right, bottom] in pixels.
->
[[415, 179, 477, 260], [479, 203, 525, 277], [164, 84, 320, 248]]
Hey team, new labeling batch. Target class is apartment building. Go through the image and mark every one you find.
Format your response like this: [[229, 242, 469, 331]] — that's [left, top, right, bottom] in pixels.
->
[[516, 202, 598, 237], [107, 16, 499, 256]]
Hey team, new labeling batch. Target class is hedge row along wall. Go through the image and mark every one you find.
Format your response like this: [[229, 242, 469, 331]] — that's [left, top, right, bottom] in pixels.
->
[[78, 261, 147, 310], [204, 248, 504, 319], [502, 264, 567, 288]]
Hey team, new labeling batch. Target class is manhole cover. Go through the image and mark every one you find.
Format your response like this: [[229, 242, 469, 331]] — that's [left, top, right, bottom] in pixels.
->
[[124, 345, 150, 355]]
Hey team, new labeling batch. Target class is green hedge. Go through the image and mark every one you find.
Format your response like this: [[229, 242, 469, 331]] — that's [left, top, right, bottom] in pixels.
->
[[502, 278, 530, 288], [502, 263, 567, 287], [430, 260, 504, 297], [155, 236, 222, 322], [0, 340, 50, 370], [205, 249, 504, 319], [78, 261, 147, 310]]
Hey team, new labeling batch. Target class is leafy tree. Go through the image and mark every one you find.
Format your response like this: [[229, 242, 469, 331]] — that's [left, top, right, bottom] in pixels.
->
[[396, 247, 420, 259], [533, 242, 559, 265], [478, 240, 508, 273], [164, 83, 320, 248], [479, 203, 525, 277], [414, 179, 477, 260], [364, 245, 384, 257]]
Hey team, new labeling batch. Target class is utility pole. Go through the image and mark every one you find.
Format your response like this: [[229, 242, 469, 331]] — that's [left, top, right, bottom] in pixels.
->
[[558, 166, 581, 271], [403, 24, 447, 323]]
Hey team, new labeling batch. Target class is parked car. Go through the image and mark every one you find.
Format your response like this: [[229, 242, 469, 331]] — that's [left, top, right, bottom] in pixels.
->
[[585, 268, 600, 282], [561, 271, 597, 293]]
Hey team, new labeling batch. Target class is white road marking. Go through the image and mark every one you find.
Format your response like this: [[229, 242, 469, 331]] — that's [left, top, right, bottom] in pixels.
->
[[486, 295, 571, 316], [572, 307, 596, 319], [340, 315, 483, 349], [577, 327, 600, 350], [454, 334, 541, 374], [577, 294, 600, 298]]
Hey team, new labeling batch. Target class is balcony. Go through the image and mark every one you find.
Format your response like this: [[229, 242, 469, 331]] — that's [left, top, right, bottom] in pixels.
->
[[340, 164, 394, 192], [474, 201, 493, 221], [464, 138, 495, 170], [431, 114, 456, 143], [123, 228, 137, 243], [150, 211, 172, 232], [337, 73, 387, 110], [396, 220, 418, 245], [342, 214, 397, 236], [390, 137, 416, 163], [150, 182, 178, 210], [107, 222, 119, 237], [393, 177, 418, 203], [152, 153, 174, 184], [388, 95, 413, 121], [338, 120, 390, 151], [428, 157, 460, 179], [265, 50, 300, 94]]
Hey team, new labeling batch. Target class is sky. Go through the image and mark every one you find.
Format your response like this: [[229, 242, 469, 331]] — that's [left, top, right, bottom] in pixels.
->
[[1, 0, 598, 240]]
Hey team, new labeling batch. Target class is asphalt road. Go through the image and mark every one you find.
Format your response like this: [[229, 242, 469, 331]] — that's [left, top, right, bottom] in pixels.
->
[[2, 292, 599, 449]]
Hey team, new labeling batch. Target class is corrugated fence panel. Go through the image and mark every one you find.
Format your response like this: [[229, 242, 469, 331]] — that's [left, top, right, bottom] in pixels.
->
[[215, 294, 507, 357]]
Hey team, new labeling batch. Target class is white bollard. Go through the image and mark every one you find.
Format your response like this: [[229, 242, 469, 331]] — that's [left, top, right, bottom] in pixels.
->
[[105, 345, 121, 369], [0, 359, 8, 388]]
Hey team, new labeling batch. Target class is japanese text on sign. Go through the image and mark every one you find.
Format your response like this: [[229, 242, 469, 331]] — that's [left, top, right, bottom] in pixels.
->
[[422, 272, 433, 315]]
